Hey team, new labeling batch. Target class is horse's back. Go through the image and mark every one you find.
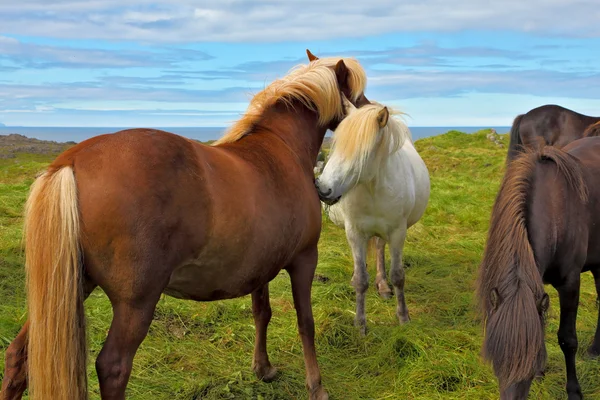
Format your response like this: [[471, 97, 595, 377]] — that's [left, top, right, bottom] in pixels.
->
[[519, 105, 597, 149]]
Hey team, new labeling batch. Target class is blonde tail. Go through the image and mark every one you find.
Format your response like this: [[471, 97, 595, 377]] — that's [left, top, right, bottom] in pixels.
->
[[25, 167, 87, 400]]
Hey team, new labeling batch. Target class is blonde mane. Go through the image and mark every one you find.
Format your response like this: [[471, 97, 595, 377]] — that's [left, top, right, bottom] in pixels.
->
[[213, 58, 367, 145], [308, 57, 367, 103], [332, 103, 410, 179]]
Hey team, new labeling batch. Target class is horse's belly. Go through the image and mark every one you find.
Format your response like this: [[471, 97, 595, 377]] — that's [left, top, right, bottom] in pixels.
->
[[164, 259, 278, 301]]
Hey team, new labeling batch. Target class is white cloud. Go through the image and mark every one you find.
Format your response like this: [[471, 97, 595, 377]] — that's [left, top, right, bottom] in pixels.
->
[[0, 35, 212, 69], [0, 0, 598, 42]]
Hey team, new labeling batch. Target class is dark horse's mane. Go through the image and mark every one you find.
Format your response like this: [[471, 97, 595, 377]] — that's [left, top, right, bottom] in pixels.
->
[[477, 145, 588, 388]]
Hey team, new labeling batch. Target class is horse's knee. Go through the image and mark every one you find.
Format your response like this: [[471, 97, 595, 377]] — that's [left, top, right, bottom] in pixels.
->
[[95, 349, 131, 392], [558, 332, 578, 352], [255, 304, 272, 326], [352, 270, 369, 293], [390, 267, 405, 288]]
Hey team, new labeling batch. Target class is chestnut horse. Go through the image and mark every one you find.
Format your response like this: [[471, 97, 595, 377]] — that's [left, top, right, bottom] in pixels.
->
[[478, 137, 600, 399], [0, 57, 369, 400], [507, 104, 600, 162]]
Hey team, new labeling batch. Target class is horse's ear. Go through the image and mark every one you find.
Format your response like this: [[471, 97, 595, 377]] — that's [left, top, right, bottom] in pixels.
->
[[537, 293, 550, 313], [490, 288, 500, 311], [377, 107, 389, 128], [334, 59, 349, 91], [341, 93, 356, 113], [306, 49, 319, 61]]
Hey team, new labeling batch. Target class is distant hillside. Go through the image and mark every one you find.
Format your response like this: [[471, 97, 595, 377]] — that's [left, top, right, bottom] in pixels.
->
[[0, 133, 75, 159]]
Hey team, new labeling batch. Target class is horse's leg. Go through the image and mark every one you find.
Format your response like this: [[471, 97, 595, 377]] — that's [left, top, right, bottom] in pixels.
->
[[95, 295, 160, 400], [0, 322, 28, 400], [556, 275, 583, 400], [389, 226, 410, 324], [346, 228, 369, 335], [251, 284, 277, 382], [587, 268, 600, 357], [1, 280, 96, 400], [287, 248, 328, 400], [374, 237, 393, 299]]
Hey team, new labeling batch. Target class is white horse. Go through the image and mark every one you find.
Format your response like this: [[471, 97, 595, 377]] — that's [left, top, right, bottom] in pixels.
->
[[315, 98, 430, 334]]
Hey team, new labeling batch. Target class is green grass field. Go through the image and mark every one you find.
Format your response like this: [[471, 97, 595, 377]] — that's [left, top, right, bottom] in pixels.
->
[[2, 130, 600, 399]]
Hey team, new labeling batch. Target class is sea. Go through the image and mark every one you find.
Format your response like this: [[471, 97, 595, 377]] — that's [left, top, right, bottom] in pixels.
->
[[0, 126, 511, 144]]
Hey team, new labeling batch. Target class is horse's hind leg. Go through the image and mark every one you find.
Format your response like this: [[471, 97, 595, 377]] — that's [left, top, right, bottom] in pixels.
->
[[587, 268, 600, 357], [389, 226, 410, 324], [287, 248, 328, 400], [1, 322, 28, 400], [96, 295, 160, 400], [556, 274, 583, 400], [374, 237, 393, 299], [1, 279, 97, 400], [252, 284, 277, 382], [346, 228, 369, 335]]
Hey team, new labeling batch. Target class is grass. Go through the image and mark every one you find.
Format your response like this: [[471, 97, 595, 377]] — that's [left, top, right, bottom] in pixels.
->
[[2, 130, 600, 399]]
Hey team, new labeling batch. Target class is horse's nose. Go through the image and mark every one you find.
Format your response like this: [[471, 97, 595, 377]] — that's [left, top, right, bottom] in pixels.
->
[[315, 179, 332, 198]]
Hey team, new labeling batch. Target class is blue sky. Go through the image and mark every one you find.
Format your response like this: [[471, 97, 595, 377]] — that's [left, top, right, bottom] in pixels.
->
[[0, 1, 599, 127]]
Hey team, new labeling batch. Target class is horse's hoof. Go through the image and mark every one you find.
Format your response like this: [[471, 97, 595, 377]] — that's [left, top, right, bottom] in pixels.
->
[[567, 392, 583, 400], [253, 363, 278, 382], [587, 345, 600, 358], [397, 313, 411, 324], [566, 383, 583, 400], [309, 386, 329, 400], [376, 282, 393, 299], [354, 322, 367, 336]]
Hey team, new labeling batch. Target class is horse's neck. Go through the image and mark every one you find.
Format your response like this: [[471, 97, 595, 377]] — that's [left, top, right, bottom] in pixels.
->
[[260, 104, 327, 168], [363, 142, 410, 189]]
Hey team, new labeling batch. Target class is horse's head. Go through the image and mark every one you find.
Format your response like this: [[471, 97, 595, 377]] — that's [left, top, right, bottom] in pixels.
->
[[212, 56, 367, 146], [306, 49, 371, 117], [482, 286, 550, 400], [315, 99, 408, 205]]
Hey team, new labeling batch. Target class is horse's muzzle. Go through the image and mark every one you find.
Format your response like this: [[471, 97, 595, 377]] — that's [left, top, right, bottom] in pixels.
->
[[315, 179, 341, 205]]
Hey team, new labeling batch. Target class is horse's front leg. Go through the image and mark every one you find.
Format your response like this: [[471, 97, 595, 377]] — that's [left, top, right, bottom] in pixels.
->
[[251, 284, 277, 381], [287, 248, 328, 400], [556, 274, 583, 400], [346, 228, 369, 335]]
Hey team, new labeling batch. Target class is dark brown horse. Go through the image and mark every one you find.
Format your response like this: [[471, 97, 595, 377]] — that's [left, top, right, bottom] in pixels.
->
[[507, 104, 600, 162], [478, 137, 600, 399], [0, 57, 370, 400]]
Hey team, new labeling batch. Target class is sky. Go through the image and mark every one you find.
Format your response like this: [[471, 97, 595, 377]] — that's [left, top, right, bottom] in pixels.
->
[[0, 0, 599, 128]]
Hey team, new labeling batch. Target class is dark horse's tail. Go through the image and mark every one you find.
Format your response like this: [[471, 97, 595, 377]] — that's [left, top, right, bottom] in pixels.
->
[[477, 146, 588, 389], [506, 114, 524, 163]]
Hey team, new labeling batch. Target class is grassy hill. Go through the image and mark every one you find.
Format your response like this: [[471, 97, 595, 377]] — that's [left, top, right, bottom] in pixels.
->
[[2, 130, 600, 399]]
